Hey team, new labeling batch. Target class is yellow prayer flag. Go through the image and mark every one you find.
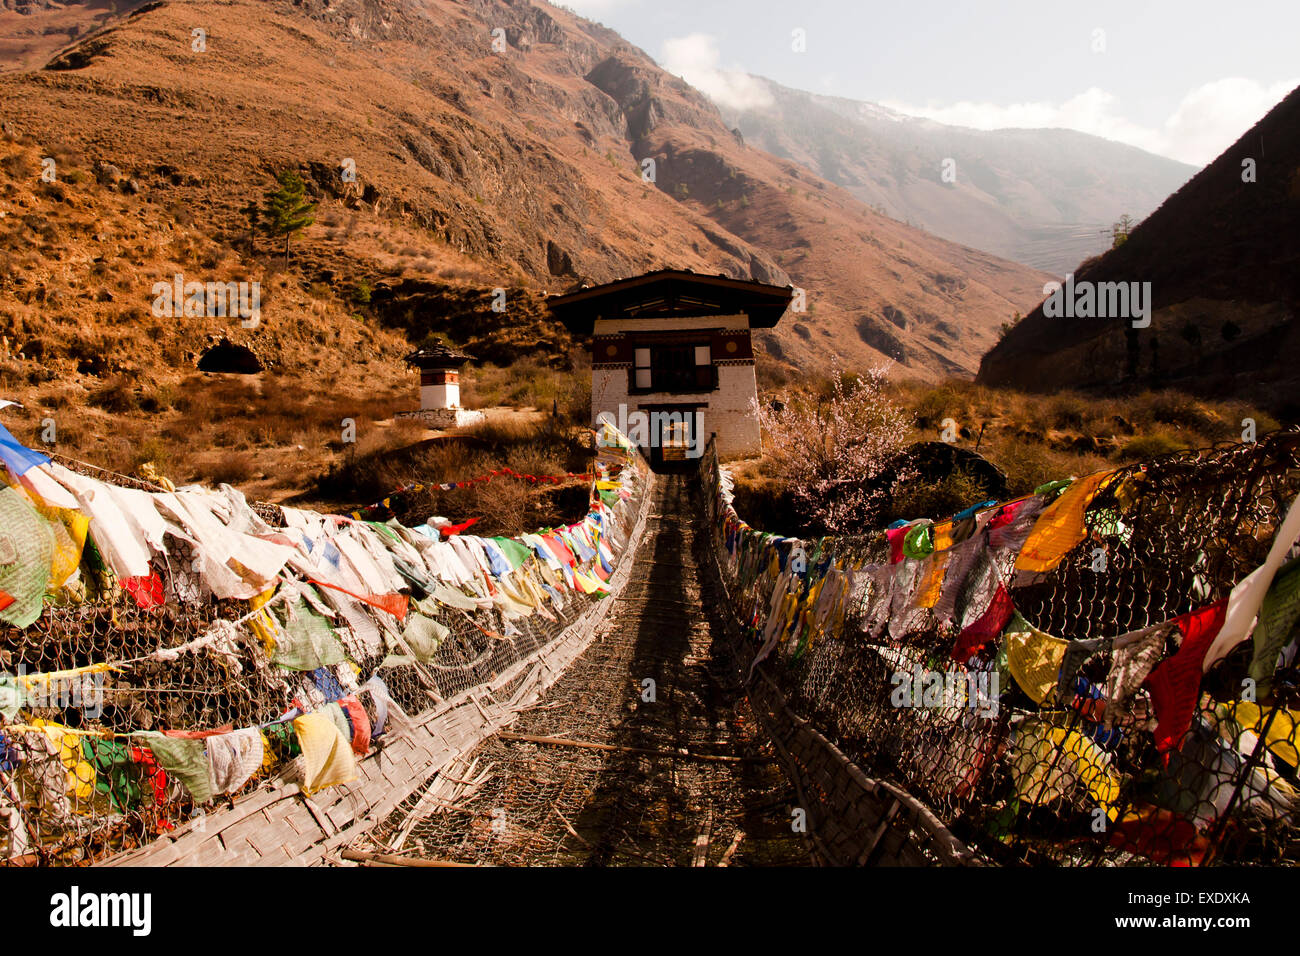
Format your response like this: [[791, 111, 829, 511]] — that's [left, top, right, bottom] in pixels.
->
[[1015, 471, 1118, 574]]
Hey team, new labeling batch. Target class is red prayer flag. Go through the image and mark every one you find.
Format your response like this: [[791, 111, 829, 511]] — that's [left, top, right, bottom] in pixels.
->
[[340, 696, 372, 757], [1108, 805, 1211, 866], [886, 526, 908, 564], [130, 746, 169, 805], [439, 516, 480, 537], [308, 578, 410, 621], [1142, 600, 1228, 754], [951, 583, 1014, 661], [987, 500, 1024, 530], [122, 573, 165, 609]]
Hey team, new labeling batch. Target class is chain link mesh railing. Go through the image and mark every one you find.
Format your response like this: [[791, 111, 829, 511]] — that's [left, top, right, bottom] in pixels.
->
[[703, 429, 1300, 866], [0, 427, 647, 866]]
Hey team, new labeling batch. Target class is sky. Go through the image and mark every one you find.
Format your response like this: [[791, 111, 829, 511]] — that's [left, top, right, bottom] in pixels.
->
[[555, 0, 1299, 166]]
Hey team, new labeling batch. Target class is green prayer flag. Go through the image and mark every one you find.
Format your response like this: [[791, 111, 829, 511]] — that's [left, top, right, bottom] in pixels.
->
[[81, 737, 143, 811], [903, 523, 935, 560], [395, 613, 450, 662], [1249, 558, 1300, 695], [271, 593, 347, 671], [134, 732, 213, 804], [490, 537, 533, 571]]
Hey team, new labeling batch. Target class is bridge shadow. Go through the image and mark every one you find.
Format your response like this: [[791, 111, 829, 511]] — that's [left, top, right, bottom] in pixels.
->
[[565, 472, 806, 866]]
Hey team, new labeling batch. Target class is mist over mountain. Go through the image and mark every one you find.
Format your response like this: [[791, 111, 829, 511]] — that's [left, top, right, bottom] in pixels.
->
[[717, 76, 1197, 276], [978, 83, 1300, 417]]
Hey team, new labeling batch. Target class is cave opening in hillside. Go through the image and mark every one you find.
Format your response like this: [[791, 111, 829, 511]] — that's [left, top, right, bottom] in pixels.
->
[[197, 342, 263, 374]]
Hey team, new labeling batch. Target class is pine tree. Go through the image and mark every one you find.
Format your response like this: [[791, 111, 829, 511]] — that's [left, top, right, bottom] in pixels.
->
[[262, 169, 316, 264], [1110, 213, 1136, 249]]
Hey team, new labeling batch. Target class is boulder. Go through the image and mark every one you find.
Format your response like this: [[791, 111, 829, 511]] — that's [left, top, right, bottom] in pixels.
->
[[899, 441, 1008, 500], [95, 161, 122, 186]]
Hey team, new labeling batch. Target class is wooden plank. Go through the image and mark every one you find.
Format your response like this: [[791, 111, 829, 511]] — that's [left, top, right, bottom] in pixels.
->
[[117, 838, 183, 868], [717, 831, 745, 867], [217, 838, 261, 867], [247, 817, 301, 851], [323, 800, 360, 831], [497, 732, 764, 763], [252, 845, 295, 867], [299, 795, 338, 837], [691, 807, 714, 867], [857, 798, 901, 866], [276, 819, 333, 860], [341, 847, 477, 868], [187, 839, 235, 867], [216, 809, 280, 850]]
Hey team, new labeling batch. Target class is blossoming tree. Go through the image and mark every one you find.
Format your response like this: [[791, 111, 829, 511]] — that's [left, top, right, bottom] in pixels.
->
[[757, 365, 915, 533]]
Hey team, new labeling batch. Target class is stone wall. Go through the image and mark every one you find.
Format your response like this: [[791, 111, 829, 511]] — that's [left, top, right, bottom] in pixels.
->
[[396, 408, 485, 428]]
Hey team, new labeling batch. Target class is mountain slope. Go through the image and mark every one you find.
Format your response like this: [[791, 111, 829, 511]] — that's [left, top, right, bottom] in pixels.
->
[[977, 83, 1300, 418], [0, 0, 149, 72], [579, 49, 1051, 375], [0, 0, 1051, 381], [721, 78, 1196, 276]]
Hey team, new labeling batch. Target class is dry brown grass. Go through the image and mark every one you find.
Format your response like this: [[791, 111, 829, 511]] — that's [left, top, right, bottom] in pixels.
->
[[459, 355, 590, 424], [305, 410, 594, 529], [207, 450, 258, 485], [737, 375, 1284, 531], [892, 378, 1279, 497], [0, 135, 428, 493]]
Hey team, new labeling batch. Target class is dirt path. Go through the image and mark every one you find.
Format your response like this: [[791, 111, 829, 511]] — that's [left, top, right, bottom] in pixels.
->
[[371, 473, 812, 866]]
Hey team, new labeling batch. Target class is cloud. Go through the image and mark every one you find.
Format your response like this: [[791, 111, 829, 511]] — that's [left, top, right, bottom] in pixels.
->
[[881, 78, 1297, 166], [660, 33, 774, 112]]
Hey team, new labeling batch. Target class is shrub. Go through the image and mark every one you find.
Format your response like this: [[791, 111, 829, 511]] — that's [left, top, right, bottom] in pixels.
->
[[887, 468, 991, 524], [1213, 403, 1280, 441], [910, 382, 966, 430], [557, 366, 591, 426], [1118, 432, 1192, 461], [208, 451, 257, 485], [0, 153, 34, 178], [37, 387, 72, 409], [139, 383, 176, 413], [89, 376, 140, 413], [995, 441, 1108, 497], [1126, 391, 1218, 433], [132, 437, 170, 469], [1045, 393, 1092, 431]]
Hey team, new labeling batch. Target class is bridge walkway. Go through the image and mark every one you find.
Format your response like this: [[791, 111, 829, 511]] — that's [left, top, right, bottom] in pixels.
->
[[366, 473, 811, 866]]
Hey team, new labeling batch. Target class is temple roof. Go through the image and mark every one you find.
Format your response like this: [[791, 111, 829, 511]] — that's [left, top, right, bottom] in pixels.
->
[[546, 269, 793, 335], [405, 343, 476, 368]]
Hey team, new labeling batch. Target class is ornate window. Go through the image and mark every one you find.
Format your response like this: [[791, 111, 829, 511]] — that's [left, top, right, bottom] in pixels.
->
[[630, 341, 717, 393]]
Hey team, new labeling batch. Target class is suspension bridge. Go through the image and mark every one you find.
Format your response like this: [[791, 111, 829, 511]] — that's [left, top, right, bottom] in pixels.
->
[[2, 426, 1299, 867]]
